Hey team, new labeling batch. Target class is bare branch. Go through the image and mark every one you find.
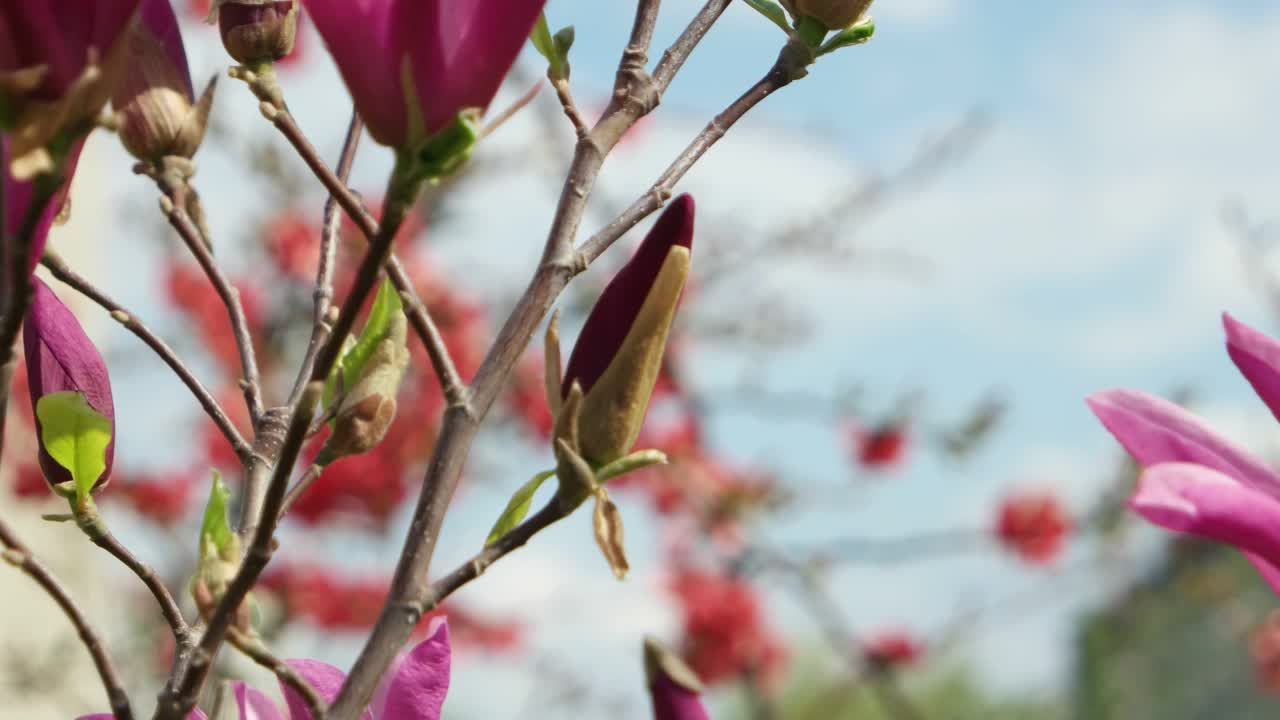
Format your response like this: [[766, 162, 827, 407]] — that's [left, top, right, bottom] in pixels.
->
[[288, 111, 363, 409], [228, 628, 327, 719], [152, 178, 265, 423], [41, 253, 252, 459], [159, 188, 418, 720], [73, 502, 190, 645], [269, 109, 469, 409], [0, 516, 134, 720], [327, 5, 748, 716]]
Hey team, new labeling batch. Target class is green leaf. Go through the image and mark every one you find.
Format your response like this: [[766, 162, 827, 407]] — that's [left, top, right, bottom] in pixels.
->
[[417, 109, 483, 179], [530, 13, 556, 63], [596, 449, 668, 485], [817, 20, 876, 55], [199, 470, 236, 561], [743, 0, 793, 33], [485, 469, 556, 547], [528, 13, 568, 79], [326, 279, 403, 412], [35, 391, 112, 503]]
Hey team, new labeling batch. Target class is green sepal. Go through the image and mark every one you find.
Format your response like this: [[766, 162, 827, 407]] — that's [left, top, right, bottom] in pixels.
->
[[795, 14, 829, 46], [35, 391, 112, 504], [199, 470, 238, 563], [417, 110, 482, 180], [485, 469, 556, 547], [325, 278, 402, 414], [743, 0, 793, 33], [595, 449, 668, 485], [817, 20, 875, 55]]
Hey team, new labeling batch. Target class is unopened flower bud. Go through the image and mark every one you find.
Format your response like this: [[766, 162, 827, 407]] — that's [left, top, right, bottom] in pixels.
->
[[644, 636, 709, 720], [326, 313, 410, 461], [214, 0, 299, 66], [114, 0, 215, 161], [562, 195, 695, 466], [24, 278, 115, 495], [784, 0, 873, 30]]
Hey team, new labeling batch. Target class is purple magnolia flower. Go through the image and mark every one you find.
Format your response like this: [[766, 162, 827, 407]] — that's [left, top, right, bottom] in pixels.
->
[[24, 276, 115, 493], [0, 1, 142, 174], [644, 636, 711, 720], [562, 195, 695, 465], [1088, 312, 1280, 594], [80, 707, 204, 712], [235, 617, 450, 719], [303, 0, 547, 148], [112, 0, 213, 161], [2, 135, 84, 274]]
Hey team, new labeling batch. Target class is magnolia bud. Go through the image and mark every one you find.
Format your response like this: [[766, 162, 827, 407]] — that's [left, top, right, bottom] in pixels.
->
[[784, 0, 873, 30], [24, 278, 115, 495], [326, 313, 410, 461], [561, 195, 694, 466], [643, 637, 709, 720], [114, 0, 214, 161], [214, 0, 298, 66]]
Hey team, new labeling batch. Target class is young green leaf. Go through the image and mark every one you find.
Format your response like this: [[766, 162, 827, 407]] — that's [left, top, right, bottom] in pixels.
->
[[35, 391, 113, 503], [529, 13, 568, 79], [817, 20, 876, 55], [596, 449, 668, 485], [326, 278, 403, 411], [485, 469, 556, 547], [200, 470, 236, 561], [530, 14, 556, 63]]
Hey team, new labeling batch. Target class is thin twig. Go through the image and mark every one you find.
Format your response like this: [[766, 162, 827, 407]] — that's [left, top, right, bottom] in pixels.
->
[[0, 516, 134, 720], [758, 546, 926, 720], [155, 183, 265, 423], [579, 51, 799, 265], [78, 508, 190, 644], [159, 188, 416, 720], [425, 499, 571, 609], [480, 80, 544, 140], [328, 5, 738, 716], [41, 253, 251, 459], [551, 79, 589, 139], [288, 111, 362, 410], [269, 110, 469, 409], [279, 463, 322, 519], [228, 627, 327, 719]]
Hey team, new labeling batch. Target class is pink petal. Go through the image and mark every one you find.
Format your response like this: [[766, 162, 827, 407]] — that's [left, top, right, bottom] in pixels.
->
[[1132, 462, 1280, 590], [379, 616, 451, 720], [4, 137, 86, 274], [303, 0, 408, 147], [235, 682, 285, 720], [1086, 388, 1280, 498], [1224, 312, 1280, 425], [137, 0, 193, 99], [562, 195, 695, 396], [408, 0, 547, 134], [649, 674, 711, 720], [281, 659, 372, 720], [1244, 552, 1280, 596]]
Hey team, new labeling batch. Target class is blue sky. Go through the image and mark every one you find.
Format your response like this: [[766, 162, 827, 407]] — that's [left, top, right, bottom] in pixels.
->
[[30, 0, 1280, 717]]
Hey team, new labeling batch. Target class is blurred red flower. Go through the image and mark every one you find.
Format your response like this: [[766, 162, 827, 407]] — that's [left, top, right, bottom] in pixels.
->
[[864, 630, 923, 669], [670, 568, 785, 686], [995, 491, 1071, 564]]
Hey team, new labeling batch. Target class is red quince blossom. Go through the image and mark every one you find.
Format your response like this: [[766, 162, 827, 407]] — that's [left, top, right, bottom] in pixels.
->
[[670, 568, 785, 686], [994, 491, 1071, 564], [864, 630, 923, 668], [846, 419, 909, 470], [1252, 611, 1280, 694]]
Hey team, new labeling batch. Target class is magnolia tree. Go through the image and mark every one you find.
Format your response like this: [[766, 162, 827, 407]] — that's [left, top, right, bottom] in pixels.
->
[[0, 1, 1111, 719]]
